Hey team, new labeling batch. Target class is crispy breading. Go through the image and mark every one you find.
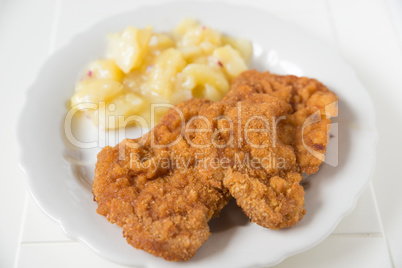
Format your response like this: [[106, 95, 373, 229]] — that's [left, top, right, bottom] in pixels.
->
[[93, 70, 338, 260], [189, 70, 337, 229], [190, 86, 306, 229], [231, 70, 338, 174], [224, 170, 305, 229], [229, 71, 336, 227], [93, 99, 230, 261]]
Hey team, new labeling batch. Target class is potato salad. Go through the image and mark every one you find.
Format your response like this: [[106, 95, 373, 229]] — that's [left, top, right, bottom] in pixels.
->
[[69, 19, 252, 129]]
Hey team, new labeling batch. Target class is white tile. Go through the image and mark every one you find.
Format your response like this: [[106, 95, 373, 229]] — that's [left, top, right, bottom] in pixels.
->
[[329, 0, 402, 266], [55, 0, 172, 47], [387, 0, 402, 46], [8, 0, 401, 267], [0, 0, 57, 267], [55, 0, 334, 49], [275, 235, 393, 268], [17, 242, 127, 268], [333, 183, 382, 234], [21, 194, 71, 243], [328, 0, 402, 117], [15, 236, 393, 268]]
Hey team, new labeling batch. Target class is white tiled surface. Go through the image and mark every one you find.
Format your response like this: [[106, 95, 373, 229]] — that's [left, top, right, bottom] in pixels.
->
[[1, 0, 402, 267]]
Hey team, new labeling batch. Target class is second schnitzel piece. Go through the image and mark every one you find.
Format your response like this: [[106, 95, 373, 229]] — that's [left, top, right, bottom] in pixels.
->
[[192, 70, 337, 229], [93, 99, 230, 261], [191, 88, 306, 229], [231, 70, 338, 174]]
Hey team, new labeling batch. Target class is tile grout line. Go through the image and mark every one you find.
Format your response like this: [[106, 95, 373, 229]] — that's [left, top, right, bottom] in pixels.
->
[[48, 0, 61, 55], [13, 191, 29, 268], [13, 2, 397, 267], [329, 233, 383, 238], [15, 1, 61, 266], [17, 233, 387, 248], [369, 182, 396, 267], [325, 2, 395, 265]]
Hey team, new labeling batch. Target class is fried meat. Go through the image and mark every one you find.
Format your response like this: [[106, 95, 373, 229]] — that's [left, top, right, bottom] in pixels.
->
[[92, 70, 338, 260], [93, 99, 230, 261]]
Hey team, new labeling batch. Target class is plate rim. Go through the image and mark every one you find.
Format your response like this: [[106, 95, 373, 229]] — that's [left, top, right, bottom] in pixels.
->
[[16, 1, 379, 267]]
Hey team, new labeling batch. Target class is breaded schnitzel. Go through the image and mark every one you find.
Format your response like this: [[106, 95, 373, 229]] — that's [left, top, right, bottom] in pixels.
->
[[198, 70, 338, 229], [191, 90, 306, 229], [231, 70, 338, 174], [93, 70, 338, 260], [93, 99, 230, 261]]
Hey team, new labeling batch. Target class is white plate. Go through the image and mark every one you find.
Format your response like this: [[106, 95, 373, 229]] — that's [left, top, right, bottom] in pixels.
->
[[17, 1, 378, 267]]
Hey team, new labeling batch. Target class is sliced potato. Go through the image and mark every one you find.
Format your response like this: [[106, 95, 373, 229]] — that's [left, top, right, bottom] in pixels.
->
[[87, 59, 124, 81], [143, 48, 186, 98], [204, 84, 222, 102], [181, 63, 229, 96], [107, 26, 152, 73], [71, 78, 124, 109], [178, 46, 203, 61], [180, 24, 222, 48], [173, 18, 198, 36], [149, 33, 175, 49], [213, 45, 248, 78], [96, 93, 144, 129], [222, 36, 253, 63]]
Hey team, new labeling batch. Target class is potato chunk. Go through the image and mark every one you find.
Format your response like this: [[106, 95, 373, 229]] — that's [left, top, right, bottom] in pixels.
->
[[87, 59, 124, 81], [107, 26, 152, 73], [143, 48, 186, 99], [70, 79, 124, 109], [213, 45, 248, 78], [222, 36, 253, 63], [95, 93, 144, 129], [181, 63, 229, 98]]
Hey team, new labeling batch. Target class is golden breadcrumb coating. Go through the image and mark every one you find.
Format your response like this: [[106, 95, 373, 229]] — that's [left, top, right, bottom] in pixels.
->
[[93, 99, 230, 261], [92, 70, 338, 261], [232, 70, 338, 174], [190, 86, 305, 229]]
